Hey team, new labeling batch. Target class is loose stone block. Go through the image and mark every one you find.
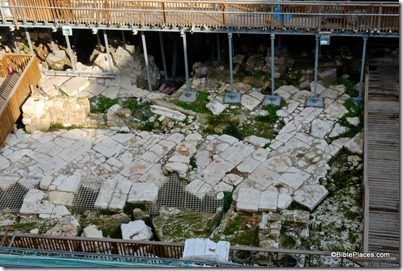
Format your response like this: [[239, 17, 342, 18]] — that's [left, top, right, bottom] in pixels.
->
[[248, 165, 281, 189], [93, 137, 124, 158], [236, 157, 260, 174], [121, 220, 153, 241], [128, 183, 159, 204], [120, 158, 153, 178], [198, 157, 235, 186], [48, 191, 74, 206], [150, 105, 186, 121], [220, 142, 255, 166], [293, 184, 328, 211], [49, 174, 81, 193], [236, 188, 260, 212], [277, 193, 293, 210], [244, 135, 270, 148], [109, 180, 132, 211], [94, 179, 118, 210], [241, 94, 261, 111], [344, 132, 364, 155], [310, 119, 334, 139], [37, 156, 68, 176], [259, 190, 278, 212], [20, 189, 55, 215], [278, 167, 311, 190], [57, 140, 92, 162]]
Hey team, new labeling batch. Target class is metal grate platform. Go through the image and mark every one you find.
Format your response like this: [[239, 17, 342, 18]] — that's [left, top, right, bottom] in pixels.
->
[[72, 176, 104, 214], [150, 174, 223, 217], [0, 182, 31, 213]]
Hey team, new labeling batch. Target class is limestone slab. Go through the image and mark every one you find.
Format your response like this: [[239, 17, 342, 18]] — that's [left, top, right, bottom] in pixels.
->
[[20, 189, 55, 215], [35, 141, 63, 157], [217, 134, 239, 145], [94, 179, 118, 209], [241, 94, 261, 111], [213, 182, 233, 193], [344, 132, 363, 155], [120, 158, 153, 178], [248, 165, 281, 189], [0, 156, 10, 171], [138, 164, 167, 187], [121, 220, 153, 241], [252, 148, 271, 162], [57, 140, 92, 162], [110, 133, 136, 144], [293, 107, 323, 122], [244, 135, 270, 148], [259, 190, 278, 212], [140, 151, 161, 163], [310, 119, 334, 139], [220, 142, 255, 166], [265, 155, 292, 173], [164, 162, 188, 175], [236, 157, 260, 174], [165, 133, 185, 144], [150, 105, 186, 121], [93, 137, 124, 158], [223, 174, 244, 187], [278, 167, 310, 190], [50, 205, 71, 218], [49, 174, 81, 193], [59, 77, 90, 96], [128, 183, 159, 204], [109, 180, 132, 211], [37, 156, 67, 176], [48, 191, 74, 206], [185, 179, 212, 199], [277, 193, 293, 210], [0, 175, 20, 189], [198, 157, 234, 186], [293, 184, 328, 211], [236, 188, 260, 212], [324, 102, 348, 119], [206, 100, 227, 115], [195, 150, 211, 170], [53, 137, 76, 148]]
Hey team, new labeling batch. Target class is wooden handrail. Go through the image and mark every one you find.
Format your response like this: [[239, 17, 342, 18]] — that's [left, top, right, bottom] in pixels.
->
[[0, 1, 399, 34]]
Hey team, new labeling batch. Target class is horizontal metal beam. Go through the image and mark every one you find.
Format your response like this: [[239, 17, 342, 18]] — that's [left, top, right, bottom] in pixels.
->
[[41, 70, 116, 78]]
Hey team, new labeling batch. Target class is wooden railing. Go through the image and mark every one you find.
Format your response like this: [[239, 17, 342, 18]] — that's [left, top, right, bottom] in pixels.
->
[[0, 1, 399, 34], [0, 54, 40, 148]]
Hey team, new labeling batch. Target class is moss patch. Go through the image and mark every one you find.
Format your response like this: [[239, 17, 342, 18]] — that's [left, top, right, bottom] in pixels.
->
[[90, 96, 118, 113], [171, 91, 211, 114]]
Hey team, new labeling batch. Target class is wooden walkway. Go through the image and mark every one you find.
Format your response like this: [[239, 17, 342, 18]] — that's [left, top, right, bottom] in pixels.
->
[[363, 48, 399, 267]]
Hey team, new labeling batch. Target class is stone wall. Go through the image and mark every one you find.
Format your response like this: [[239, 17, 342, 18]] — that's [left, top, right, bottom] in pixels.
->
[[22, 95, 91, 133]]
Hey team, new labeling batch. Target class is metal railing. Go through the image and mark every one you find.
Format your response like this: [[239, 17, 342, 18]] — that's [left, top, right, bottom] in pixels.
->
[[0, 1, 399, 35]]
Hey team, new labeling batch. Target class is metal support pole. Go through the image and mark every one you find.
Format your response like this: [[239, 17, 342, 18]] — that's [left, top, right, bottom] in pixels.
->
[[25, 29, 34, 54], [159, 32, 168, 81], [64, 33, 76, 71], [263, 34, 281, 106], [48, 28, 56, 54], [354, 36, 368, 104], [179, 31, 197, 102], [12, 32, 20, 54], [103, 30, 114, 73], [306, 34, 323, 107], [171, 36, 178, 79], [141, 31, 153, 92], [121, 30, 126, 48], [224, 32, 241, 104], [96, 32, 102, 52], [216, 33, 221, 62]]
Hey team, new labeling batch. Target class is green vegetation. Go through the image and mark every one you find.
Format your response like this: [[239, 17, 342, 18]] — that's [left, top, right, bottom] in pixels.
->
[[122, 98, 141, 112], [189, 155, 197, 169], [224, 215, 246, 235], [90, 96, 118, 113], [172, 91, 211, 114], [223, 192, 233, 213], [255, 100, 286, 124], [49, 122, 64, 131], [331, 98, 364, 141], [328, 78, 357, 97]]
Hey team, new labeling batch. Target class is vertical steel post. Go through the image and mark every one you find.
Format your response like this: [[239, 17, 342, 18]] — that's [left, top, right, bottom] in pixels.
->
[[271, 33, 275, 96], [181, 32, 190, 93], [96, 31, 102, 52], [25, 29, 34, 54], [12, 32, 20, 54], [228, 32, 234, 93], [103, 30, 114, 73], [121, 30, 126, 48], [141, 31, 153, 92], [216, 33, 221, 62], [48, 28, 56, 54], [171, 36, 178, 79], [356, 36, 368, 102], [64, 33, 76, 71], [313, 34, 319, 98], [159, 32, 168, 81]]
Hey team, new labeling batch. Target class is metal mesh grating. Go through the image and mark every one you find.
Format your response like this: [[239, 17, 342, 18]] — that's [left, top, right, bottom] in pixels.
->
[[0, 182, 32, 213], [149, 173, 223, 217], [72, 176, 104, 215]]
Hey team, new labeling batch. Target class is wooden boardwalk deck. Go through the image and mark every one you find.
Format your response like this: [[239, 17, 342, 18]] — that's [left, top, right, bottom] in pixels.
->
[[363, 48, 399, 267]]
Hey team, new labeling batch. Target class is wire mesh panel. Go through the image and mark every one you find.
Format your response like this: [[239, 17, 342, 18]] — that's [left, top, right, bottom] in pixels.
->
[[149, 173, 223, 217], [0, 182, 31, 213], [72, 176, 104, 215]]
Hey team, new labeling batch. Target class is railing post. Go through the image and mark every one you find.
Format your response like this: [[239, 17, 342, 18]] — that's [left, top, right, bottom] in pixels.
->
[[141, 31, 153, 92], [306, 34, 323, 108], [121, 30, 126, 49], [263, 33, 281, 106], [179, 31, 197, 102], [11, 31, 20, 54], [354, 35, 368, 104], [103, 30, 113, 73], [47, 28, 56, 55], [25, 28, 34, 54], [64, 31, 76, 72], [224, 31, 241, 104], [159, 32, 168, 81]]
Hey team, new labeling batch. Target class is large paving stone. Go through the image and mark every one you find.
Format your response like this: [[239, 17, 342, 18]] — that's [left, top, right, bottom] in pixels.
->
[[93, 137, 124, 158], [344, 132, 363, 155], [120, 158, 153, 178], [220, 142, 255, 166], [293, 184, 328, 210], [278, 167, 311, 190], [293, 107, 323, 122], [222, 174, 244, 187], [57, 140, 93, 162], [265, 155, 292, 173], [198, 157, 234, 186], [49, 174, 81, 193], [277, 193, 293, 210], [310, 119, 334, 139], [217, 134, 239, 145], [0, 175, 20, 190], [48, 191, 74, 206], [241, 94, 261, 111], [259, 190, 278, 212], [252, 148, 271, 162], [236, 188, 260, 212], [278, 120, 302, 135], [109, 180, 132, 211], [150, 105, 186, 121], [324, 102, 348, 119], [94, 179, 118, 209], [37, 156, 67, 175], [185, 179, 212, 199], [34, 142, 63, 157], [248, 165, 281, 189], [138, 164, 167, 187], [121, 220, 153, 241], [59, 77, 90, 96], [236, 157, 260, 174], [20, 189, 55, 215], [244, 135, 270, 148], [128, 183, 159, 204]]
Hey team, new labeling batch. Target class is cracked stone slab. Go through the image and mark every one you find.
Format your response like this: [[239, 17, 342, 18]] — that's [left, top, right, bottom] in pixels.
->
[[109, 180, 132, 211], [93, 137, 124, 158], [185, 179, 212, 199], [198, 157, 234, 186], [344, 132, 364, 155], [94, 179, 118, 209], [128, 183, 159, 204], [324, 102, 348, 119], [236, 157, 260, 174], [48, 174, 81, 193], [34, 142, 63, 157], [195, 150, 211, 170], [244, 135, 270, 148], [236, 188, 260, 212], [20, 189, 55, 215], [213, 182, 233, 193], [120, 158, 153, 178], [220, 142, 255, 166], [223, 174, 244, 187], [248, 165, 281, 189], [137, 164, 167, 187], [310, 119, 334, 139], [265, 155, 292, 173], [0, 175, 21, 189], [278, 167, 311, 190], [277, 193, 293, 210], [279, 120, 302, 135], [37, 156, 68, 176], [57, 140, 93, 162], [48, 191, 74, 206], [293, 184, 328, 211], [252, 148, 271, 162], [241, 94, 262, 111], [294, 107, 323, 122]]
